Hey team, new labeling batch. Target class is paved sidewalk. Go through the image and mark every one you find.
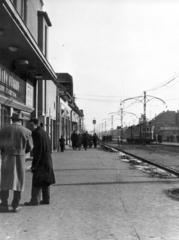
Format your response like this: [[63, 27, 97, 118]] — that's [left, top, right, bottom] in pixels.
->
[[0, 146, 179, 240]]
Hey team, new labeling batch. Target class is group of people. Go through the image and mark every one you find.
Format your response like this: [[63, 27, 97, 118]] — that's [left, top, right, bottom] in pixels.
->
[[71, 131, 98, 150], [58, 131, 99, 152], [102, 135, 112, 143], [0, 113, 55, 213]]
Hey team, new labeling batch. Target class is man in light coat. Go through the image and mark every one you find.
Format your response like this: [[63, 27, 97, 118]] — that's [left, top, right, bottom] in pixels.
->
[[0, 112, 33, 212]]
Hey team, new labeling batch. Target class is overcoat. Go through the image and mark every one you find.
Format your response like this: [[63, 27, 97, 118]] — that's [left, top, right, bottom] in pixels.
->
[[0, 123, 33, 191], [59, 137, 65, 147], [31, 127, 55, 187]]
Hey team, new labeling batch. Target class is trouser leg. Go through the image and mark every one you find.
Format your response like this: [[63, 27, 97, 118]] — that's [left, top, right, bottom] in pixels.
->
[[42, 185, 50, 203], [12, 191, 21, 208], [0, 190, 9, 206], [30, 187, 41, 204]]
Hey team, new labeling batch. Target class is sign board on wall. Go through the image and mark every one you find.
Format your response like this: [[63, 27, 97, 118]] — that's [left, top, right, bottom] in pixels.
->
[[0, 65, 26, 103], [26, 83, 34, 107]]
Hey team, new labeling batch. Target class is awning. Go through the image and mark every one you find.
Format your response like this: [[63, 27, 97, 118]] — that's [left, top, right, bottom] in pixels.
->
[[0, 94, 34, 113], [0, 0, 57, 81]]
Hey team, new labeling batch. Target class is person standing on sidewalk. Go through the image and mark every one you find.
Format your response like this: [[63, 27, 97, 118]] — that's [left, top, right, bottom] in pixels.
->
[[93, 133, 98, 148], [24, 119, 55, 206], [71, 130, 78, 150], [0, 112, 33, 212], [59, 135, 65, 152], [77, 133, 82, 150], [83, 131, 89, 150]]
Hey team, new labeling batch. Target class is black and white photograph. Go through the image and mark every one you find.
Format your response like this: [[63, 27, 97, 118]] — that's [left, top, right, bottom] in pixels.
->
[[0, 0, 179, 239]]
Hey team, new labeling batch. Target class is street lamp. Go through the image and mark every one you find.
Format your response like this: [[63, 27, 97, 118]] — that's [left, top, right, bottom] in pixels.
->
[[92, 118, 96, 133]]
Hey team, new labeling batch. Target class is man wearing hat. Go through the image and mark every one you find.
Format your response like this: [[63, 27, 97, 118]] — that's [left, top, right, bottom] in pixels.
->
[[0, 112, 33, 212]]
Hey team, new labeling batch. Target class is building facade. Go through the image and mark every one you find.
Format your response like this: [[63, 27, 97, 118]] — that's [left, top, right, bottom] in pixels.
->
[[0, 0, 84, 149], [150, 110, 179, 142], [0, 0, 56, 127]]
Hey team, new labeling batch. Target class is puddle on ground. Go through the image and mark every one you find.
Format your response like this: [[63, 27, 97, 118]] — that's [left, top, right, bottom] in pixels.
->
[[118, 152, 177, 179]]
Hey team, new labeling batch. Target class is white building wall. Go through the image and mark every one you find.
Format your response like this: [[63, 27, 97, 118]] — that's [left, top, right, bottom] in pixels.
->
[[46, 80, 56, 120]]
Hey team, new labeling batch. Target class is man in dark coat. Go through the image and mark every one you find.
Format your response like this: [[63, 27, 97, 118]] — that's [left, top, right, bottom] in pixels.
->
[[93, 133, 98, 148], [83, 131, 89, 150], [0, 112, 33, 212], [71, 130, 78, 150], [24, 119, 55, 206], [59, 135, 65, 152]]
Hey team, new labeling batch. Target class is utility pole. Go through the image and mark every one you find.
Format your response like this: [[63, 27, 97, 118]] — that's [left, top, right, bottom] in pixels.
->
[[111, 115, 113, 137], [120, 102, 123, 143], [143, 91, 146, 144]]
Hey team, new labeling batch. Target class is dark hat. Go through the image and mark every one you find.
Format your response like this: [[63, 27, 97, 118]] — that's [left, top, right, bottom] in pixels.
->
[[10, 112, 24, 120]]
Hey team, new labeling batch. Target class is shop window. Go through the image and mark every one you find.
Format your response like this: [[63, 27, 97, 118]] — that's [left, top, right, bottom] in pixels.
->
[[1, 106, 10, 129]]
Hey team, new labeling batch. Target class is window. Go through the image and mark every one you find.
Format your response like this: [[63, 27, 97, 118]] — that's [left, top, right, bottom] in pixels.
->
[[1, 106, 10, 129]]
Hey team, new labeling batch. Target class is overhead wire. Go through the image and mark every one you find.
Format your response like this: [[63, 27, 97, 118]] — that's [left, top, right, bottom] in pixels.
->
[[146, 71, 179, 92]]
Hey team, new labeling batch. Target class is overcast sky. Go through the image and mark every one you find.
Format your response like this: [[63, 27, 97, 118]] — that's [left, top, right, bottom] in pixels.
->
[[44, 0, 179, 132]]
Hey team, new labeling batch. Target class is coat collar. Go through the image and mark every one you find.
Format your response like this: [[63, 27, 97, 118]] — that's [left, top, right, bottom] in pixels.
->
[[12, 122, 21, 126]]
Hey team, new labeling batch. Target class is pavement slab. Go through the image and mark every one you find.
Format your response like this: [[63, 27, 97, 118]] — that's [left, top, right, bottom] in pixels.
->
[[0, 147, 179, 239]]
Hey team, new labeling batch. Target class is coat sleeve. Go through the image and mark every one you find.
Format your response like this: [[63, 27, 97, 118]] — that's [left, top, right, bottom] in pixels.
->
[[31, 131, 43, 169], [25, 132, 33, 154]]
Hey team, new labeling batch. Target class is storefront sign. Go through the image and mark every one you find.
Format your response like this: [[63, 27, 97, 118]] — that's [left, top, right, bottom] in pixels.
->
[[0, 65, 26, 103], [26, 83, 34, 107]]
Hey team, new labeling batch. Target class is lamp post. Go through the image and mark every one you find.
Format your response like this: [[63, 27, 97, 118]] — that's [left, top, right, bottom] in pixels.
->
[[93, 118, 96, 133]]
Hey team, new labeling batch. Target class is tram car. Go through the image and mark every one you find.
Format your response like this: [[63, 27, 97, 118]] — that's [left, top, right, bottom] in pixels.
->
[[126, 123, 155, 144]]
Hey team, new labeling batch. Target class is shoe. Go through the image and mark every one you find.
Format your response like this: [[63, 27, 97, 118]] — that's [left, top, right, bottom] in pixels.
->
[[40, 200, 50, 205], [24, 201, 39, 206], [12, 206, 21, 213], [0, 205, 9, 212]]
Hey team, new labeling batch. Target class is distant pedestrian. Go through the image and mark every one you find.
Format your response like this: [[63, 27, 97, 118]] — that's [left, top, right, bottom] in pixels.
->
[[59, 135, 65, 152], [24, 119, 55, 206], [0, 112, 33, 212], [77, 133, 82, 150], [83, 131, 89, 150], [93, 133, 98, 148], [71, 130, 78, 150], [88, 134, 93, 148]]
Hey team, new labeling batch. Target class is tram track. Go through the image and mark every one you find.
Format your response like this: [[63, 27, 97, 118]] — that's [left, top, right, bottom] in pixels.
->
[[100, 142, 179, 178]]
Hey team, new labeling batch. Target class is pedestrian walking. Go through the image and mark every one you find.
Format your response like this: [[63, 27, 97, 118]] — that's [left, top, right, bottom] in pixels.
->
[[93, 133, 98, 148], [59, 135, 65, 152], [24, 119, 55, 206], [71, 130, 78, 150], [77, 133, 82, 150], [0, 112, 33, 212], [83, 131, 89, 150]]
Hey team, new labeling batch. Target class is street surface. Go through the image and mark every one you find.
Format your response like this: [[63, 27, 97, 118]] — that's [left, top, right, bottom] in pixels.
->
[[0, 146, 179, 240]]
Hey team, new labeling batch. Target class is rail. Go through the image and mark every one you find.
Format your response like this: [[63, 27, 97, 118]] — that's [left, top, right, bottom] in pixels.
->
[[100, 142, 179, 177]]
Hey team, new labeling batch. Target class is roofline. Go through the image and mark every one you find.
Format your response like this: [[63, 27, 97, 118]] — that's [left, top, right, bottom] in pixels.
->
[[3, 0, 57, 81], [38, 11, 52, 27]]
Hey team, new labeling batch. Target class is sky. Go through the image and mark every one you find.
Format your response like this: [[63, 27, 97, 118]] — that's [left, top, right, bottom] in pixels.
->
[[44, 0, 179, 132]]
